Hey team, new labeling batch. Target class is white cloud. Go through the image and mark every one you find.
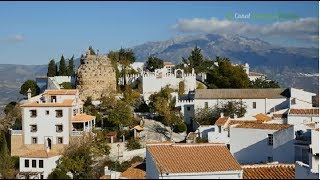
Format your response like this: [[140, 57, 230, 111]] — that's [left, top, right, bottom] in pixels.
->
[[172, 17, 318, 44], [8, 34, 25, 42]]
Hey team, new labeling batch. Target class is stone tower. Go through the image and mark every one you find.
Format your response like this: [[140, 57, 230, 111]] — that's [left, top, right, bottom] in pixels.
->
[[76, 48, 117, 101]]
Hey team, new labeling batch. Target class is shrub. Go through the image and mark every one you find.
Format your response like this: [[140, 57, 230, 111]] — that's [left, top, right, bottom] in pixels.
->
[[196, 137, 208, 143], [173, 122, 187, 133], [126, 138, 141, 151]]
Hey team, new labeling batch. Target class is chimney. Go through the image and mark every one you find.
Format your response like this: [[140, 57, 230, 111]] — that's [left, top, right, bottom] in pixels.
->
[[220, 112, 224, 118], [27, 88, 32, 100]]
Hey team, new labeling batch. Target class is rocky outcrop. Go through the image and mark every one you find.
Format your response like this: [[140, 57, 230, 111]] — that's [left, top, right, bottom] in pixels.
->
[[77, 49, 117, 100]]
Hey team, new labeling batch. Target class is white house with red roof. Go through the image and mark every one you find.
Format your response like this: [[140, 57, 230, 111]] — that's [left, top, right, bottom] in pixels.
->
[[146, 143, 243, 179], [11, 89, 96, 179]]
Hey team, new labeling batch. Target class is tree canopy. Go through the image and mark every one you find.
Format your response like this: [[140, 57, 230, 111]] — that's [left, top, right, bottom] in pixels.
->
[[145, 56, 164, 72], [47, 59, 57, 77], [20, 80, 40, 97], [205, 57, 250, 88], [58, 55, 68, 76], [249, 78, 280, 88], [68, 55, 75, 76]]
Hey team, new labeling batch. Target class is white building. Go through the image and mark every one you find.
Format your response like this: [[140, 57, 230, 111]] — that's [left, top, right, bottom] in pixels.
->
[[230, 123, 295, 164], [295, 128, 319, 179], [146, 143, 243, 179], [143, 68, 196, 102], [12, 89, 96, 179]]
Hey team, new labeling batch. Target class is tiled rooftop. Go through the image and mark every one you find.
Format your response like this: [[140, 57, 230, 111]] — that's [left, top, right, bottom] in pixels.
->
[[147, 143, 242, 174], [20, 99, 74, 107], [228, 120, 258, 126], [195, 88, 289, 99], [289, 109, 319, 115], [254, 113, 272, 122], [120, 162, 146, 179], [72, 114, 95, 122], [242, 163, 295, 179], [21, 150, 61, 158], [215, 117, 229, 126], [234, 123, 292, 131], [44, 89, 78, 95], [272, 114, 288, 119]]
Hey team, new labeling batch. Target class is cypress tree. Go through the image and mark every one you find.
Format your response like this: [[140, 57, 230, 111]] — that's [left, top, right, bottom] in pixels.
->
[[47, 59, 56, 77], [59, 55, 68, 76], [68, 55, 75, 76]]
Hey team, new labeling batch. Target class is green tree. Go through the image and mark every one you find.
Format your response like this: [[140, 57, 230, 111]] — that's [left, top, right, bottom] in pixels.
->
[[47, 59, 57, 77], [58, 55, 68, 76], [195, 101, 247, 125], [118, 48, 135, 85], [0, 136, 16, 179], [206, 57, 250, 88], [145, 56, 164, 72], [249, 78, 280, 88], [60, 82, 73, 89], [182, 46, 205, 73], [20, 80, 40, 97], [4, 101, 17, 115], [68, 55, 75, 76], [107, 100, 134, 127], [126, 138, 141, 151]]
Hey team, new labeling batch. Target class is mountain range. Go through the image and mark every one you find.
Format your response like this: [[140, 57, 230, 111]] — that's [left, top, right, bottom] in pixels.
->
[[0, 33, 318, 112]]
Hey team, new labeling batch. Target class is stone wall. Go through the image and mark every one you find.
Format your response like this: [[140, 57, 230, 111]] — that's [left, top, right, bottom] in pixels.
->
[[77, 52, 117, 101]]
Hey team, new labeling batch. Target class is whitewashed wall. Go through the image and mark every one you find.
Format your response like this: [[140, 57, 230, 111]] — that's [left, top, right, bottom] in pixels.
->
[[289, 88, 316, 108], [146, 148, 160, 179], [295, 161, 319, 179], [23, 106, 71, 145], [19, 155, 61, 179], [230, 127, 294, 164]]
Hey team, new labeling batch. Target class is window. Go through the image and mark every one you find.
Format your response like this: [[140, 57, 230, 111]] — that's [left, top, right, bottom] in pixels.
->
[[46, 110, 49, 115], [56, 110, 63, 118], [227, 144, 230, 150], [39, 160, 43, 168], [57, 137, 63, 144], [73, 109, 77, 116], [32, 137, 37, 144], [267, 156, 273, 162], [40, 175, 44, 179], [187, 107, 191, 111], [51, 96, 57, 103], [205, 102, 208, 108], [218, 126, 222, 133], [25, 159, 29, 168], [253, 102, 257, 109], [268, 134, 273, 145], [80, 108, 83, 114], [30, 125, 37, 132], [32, 160, 36, 168], [56, 125, 63, 132], [30, 110, 37, 117]]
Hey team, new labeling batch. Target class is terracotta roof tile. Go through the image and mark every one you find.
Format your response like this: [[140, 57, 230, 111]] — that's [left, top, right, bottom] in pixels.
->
[[215, 117, 229, 126], [163, 62, 174, 66], [228, 120, 258, 126], [254, 113, 272, 122], [195, 88, 289, 99], [242, 164, 295, 179], [235, 123, 292, 131], [21, 150, 61, 158], [21, 99, 74, 107], [289, 109, 319, 115], [147, 143, 242, 174], [120, 162, 146, 179], [99, 175, 111, 179], [44, 89, 78, 95], [272, 114, 288, 119], [72, 114, 95, 122], [305, 123, 316, 129]]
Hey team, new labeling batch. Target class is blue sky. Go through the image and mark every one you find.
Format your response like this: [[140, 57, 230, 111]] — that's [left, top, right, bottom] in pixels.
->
[[0, 1, 318, 65]]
